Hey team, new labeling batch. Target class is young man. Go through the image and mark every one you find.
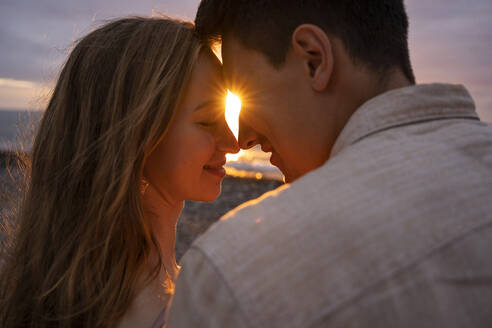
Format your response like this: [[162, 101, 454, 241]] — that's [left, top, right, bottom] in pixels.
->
[[167, 1, 492, 327]]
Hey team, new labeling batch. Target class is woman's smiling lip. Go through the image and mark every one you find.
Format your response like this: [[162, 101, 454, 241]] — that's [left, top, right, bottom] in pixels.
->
[[203, 160, 227, 178]]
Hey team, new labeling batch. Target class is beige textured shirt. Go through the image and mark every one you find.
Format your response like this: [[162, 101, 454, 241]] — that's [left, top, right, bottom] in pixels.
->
[[167, 84, 492, 328]]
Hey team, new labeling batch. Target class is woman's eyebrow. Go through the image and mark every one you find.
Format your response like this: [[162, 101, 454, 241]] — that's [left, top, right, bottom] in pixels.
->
[[193, 99, 222, 112]]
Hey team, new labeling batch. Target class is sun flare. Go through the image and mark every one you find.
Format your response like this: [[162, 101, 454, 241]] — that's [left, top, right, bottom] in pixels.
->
[[225, 91, 242, 161]]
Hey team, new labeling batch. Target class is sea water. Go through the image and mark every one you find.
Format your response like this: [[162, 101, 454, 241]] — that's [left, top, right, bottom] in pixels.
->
[[0, 109, 42, 152]]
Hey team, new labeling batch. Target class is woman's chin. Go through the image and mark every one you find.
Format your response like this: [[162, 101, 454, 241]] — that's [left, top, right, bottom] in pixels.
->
[[193, 183, 222, 203]]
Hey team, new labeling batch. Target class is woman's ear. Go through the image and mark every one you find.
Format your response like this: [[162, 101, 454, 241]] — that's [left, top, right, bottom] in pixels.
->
[[291, 24, 334, 92]]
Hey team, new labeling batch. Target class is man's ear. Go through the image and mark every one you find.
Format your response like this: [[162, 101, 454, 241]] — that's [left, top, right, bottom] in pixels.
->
[[291, 24, 334, 92]]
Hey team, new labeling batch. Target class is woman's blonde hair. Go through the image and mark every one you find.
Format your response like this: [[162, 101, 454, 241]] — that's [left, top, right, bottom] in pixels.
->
[[0, 17, 203, 327]]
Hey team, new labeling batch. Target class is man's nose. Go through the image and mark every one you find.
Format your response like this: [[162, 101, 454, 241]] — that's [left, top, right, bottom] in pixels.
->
[[238, 117, 259, 150]]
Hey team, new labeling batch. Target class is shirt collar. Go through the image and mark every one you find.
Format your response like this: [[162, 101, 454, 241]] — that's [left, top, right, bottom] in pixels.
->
[[330, 83, 479, 157]]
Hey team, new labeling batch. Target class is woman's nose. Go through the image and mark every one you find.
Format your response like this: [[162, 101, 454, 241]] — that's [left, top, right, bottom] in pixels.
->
[[217, 121, 240, 154]]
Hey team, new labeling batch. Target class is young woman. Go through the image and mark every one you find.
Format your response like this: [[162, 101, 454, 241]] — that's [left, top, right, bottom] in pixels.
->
[[0, 17, 238, 327]]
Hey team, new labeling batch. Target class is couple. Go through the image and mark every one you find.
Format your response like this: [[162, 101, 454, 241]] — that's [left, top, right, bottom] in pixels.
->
[[2, 1, 492, 327]]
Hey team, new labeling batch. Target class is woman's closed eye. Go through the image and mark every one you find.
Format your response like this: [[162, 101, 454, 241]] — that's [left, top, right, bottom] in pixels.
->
[[198, 120, 217, 127], [195, 109, 225, 128]]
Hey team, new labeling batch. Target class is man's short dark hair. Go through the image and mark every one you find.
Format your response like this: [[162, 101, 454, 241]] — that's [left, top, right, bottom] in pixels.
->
[[195, 0, 415, 84]]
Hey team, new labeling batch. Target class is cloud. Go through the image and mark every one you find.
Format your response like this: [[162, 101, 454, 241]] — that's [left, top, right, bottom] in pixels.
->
[[0, 78, 51, 110], [406, 0, 492, 121], [0, 0, 200, 82], [0, 0, 201, 109]]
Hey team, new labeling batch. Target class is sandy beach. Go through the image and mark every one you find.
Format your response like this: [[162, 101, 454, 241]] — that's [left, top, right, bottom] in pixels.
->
[[0, 152, 283, 261]]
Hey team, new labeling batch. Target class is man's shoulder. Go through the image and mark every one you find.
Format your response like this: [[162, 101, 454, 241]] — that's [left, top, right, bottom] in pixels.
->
[[187, 170, 354, 327], [191, 166, 342, 269], [193, 179, 306, 254]]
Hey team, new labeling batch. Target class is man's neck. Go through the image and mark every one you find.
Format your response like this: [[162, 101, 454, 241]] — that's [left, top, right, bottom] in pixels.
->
[[374, 69, 413, 98]]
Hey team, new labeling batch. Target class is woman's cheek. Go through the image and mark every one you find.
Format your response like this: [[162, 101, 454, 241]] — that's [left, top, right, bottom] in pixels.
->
[[195, 128, 217, 157], [204, 130, 218, 156]]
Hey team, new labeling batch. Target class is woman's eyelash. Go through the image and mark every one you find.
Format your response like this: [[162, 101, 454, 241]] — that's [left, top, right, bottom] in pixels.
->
[[198, 121, 216, 127], [197, 111, 224, 127]]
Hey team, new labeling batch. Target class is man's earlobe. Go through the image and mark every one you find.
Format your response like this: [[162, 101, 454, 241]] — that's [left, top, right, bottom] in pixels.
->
[[292, 24, 334, 92]]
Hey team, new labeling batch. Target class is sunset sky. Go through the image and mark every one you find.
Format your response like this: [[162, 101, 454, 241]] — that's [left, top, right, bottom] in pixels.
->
[[0, 0, 491, 121]]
